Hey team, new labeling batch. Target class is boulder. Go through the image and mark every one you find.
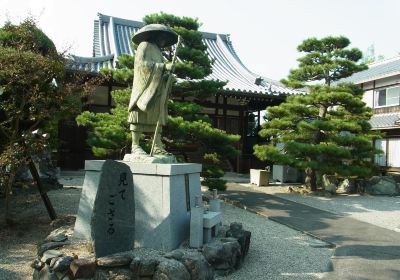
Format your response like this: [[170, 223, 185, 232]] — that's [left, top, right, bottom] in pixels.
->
[[40, 250, 63, 264], [38, 264, 58, 280], [202, 237, 242, 274], [51, 256, 74, 272], [164, 249, 185, 261], [364, 176, 400, 195], [31, 259, 45, 270], [140, 258, 160, 277], [226, 223, 251, 258], [337, 178, 356, 194], [69, 258, 96, 279], [129, 256, 141, 277], [322, 175, 337, 194], [96, 254, 132, 267], [38, 241, 70, 256], [181, 251, 214, 280], [153, 259, 190, 280]]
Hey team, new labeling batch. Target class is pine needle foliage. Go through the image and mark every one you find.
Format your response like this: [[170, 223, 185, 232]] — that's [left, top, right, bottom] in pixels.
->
[[255, 36, 381, 191]]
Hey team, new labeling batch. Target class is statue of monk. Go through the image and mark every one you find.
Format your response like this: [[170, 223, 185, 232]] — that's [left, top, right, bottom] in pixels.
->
[[127, 24, 178, 159]]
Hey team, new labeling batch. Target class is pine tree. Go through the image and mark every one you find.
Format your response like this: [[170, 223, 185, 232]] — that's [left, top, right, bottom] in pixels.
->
[[77, 13, 239, 187], [254, 36, 380, 191]]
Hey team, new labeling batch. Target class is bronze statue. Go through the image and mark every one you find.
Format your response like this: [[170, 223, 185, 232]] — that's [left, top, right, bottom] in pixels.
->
[[126, 24, 179, 162]]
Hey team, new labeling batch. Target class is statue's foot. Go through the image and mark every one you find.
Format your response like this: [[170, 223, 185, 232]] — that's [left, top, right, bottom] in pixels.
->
[[131, 145, 148, 156], [152, 146, 172, 156]]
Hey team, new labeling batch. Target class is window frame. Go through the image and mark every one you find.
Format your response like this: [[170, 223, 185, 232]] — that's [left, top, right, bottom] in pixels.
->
[[373, 85, 400, 108]]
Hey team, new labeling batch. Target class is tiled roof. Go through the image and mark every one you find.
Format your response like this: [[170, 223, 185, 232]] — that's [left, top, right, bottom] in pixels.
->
[[66, 54, 114, 72], [340, 56, 400, 84], [370, 113, 400, 129], [68, 13, 300, 97]]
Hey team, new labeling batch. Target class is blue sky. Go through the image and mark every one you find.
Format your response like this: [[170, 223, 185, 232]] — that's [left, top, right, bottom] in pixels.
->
[[1, 0, 399, 80]]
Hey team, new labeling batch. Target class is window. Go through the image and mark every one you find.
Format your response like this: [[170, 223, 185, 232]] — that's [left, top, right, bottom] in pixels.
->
[[374, 138, 400, 167], [374, 86, 400, 107]]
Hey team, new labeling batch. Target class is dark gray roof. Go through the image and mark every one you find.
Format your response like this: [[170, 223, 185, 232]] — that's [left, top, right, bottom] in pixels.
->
[[340, 57, 400, 84], [68, 13, 301, 96], [370, 113, 400, 129]]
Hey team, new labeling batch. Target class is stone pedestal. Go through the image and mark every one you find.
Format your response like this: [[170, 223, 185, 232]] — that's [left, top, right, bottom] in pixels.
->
[[203, 211, 222, 243], [74, 160, 202, 252]]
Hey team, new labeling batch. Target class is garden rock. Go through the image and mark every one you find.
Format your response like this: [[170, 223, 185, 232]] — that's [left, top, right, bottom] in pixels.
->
[[38, 241, 69, 256], [45, 226, 72, 242], [38, 264, 58, 280], [96, 253, 132, 267], [226, 223, 251, 258], [202, 237, 242, 274], [164, 249, 185, 261], [364, 176, 400, 195], [322, 175, 337, 194], [138, 258, 160, 277], [337, 178, 356, 193], [69, 258, 96, 278], [52, 256, 74, 272], [153, 258, 190, 280], [40, 249, 63, 264], [31, 259, 45, 270], [181, 251, 214, 280]]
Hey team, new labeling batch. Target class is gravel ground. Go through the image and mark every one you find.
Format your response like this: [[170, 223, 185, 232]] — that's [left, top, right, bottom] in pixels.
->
[[0, 177, 82, 280], [216, 203, 333, 280], [241, 184, 400, 232], [0, 175, 333, 279]]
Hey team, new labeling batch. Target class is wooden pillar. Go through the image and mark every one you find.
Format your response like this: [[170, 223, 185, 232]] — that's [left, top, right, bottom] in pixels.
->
[[237, 108, 245, 173], [223, 96, 227, 131], [214, 94, 219, 127]]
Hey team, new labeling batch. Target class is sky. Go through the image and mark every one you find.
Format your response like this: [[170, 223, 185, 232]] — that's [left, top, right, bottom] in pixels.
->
[[1, 0, 399, 81]]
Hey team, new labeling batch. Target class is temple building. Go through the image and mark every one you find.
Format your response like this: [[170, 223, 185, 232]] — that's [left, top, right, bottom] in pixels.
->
[[64, 13, 301, 172]]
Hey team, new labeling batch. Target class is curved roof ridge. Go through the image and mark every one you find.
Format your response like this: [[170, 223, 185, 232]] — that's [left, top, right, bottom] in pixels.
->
[[75, 13, 299, 96], [215, 35, 259, 86]]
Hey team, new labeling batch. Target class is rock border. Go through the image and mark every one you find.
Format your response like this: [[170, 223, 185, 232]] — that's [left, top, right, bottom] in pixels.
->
[[32, 222, 251, 280]]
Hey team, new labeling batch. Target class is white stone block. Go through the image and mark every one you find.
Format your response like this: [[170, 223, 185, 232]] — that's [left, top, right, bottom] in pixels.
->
[[250, 169, 269, 186]]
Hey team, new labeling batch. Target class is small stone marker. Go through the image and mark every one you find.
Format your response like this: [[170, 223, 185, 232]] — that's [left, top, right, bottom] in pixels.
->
[[190, 196, 204, 248], [91, 160, 135, 257]]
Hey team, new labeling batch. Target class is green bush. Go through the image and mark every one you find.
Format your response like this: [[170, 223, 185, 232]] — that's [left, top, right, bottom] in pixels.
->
[[202, 178, 227, 191]]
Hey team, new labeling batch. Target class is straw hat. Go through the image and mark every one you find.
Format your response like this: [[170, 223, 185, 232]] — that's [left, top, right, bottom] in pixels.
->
[[132, 24, 178, 48]]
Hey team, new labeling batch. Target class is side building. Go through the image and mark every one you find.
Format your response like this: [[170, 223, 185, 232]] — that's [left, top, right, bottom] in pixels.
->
[[341, 56, 400, 172], [65, 13, 301, 172]]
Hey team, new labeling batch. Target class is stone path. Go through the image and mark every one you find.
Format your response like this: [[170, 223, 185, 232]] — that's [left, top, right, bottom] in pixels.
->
[[221, 183, 400, 280]]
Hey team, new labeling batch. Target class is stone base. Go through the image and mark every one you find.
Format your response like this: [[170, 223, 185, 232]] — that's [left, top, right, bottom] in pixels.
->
[[123, 153, 177, 164], [74, 160, 202, 252]]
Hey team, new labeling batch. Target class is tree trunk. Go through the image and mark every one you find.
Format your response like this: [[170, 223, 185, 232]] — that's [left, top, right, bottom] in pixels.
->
[[28, 159, 57, 220], [305, 168, 317, 191], [4, 171, 16, 225]]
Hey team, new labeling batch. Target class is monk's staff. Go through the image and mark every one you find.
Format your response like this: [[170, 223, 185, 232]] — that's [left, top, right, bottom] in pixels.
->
[[150, 35, 182, 156]]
